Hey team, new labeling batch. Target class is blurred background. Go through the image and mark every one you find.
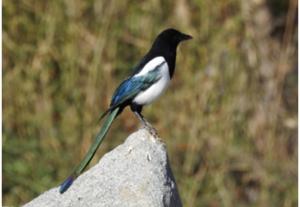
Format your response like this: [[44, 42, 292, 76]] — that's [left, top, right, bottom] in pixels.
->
[[3, 0, 298, 206]]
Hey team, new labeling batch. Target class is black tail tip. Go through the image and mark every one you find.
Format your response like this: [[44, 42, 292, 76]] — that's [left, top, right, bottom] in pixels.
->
[[59, 176, 74, 194]]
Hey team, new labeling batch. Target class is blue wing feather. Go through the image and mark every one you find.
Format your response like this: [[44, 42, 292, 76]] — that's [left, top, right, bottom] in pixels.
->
[[96, 61, 164, 122], [110, 66, 162, 108]]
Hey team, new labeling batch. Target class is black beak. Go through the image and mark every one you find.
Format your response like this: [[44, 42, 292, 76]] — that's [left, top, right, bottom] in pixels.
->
[[181, 33, 193, 41]]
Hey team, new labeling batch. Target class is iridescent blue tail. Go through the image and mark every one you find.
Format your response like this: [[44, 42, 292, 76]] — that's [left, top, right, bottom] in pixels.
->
[[59, 175, 74, 193], [59, 107, 120, 194]]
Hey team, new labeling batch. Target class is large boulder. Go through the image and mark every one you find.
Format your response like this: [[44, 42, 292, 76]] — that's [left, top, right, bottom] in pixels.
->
[[24, 129, 182, 207]]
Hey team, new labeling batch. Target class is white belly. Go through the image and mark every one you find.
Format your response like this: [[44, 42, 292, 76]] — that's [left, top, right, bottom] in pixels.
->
[[133, 62, 170, 105]]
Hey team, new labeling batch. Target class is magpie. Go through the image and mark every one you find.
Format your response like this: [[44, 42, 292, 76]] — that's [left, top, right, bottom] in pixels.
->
[[59, 28, 192, 193]]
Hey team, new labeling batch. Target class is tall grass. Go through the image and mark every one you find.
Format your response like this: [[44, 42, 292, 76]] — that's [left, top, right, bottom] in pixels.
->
[[3, 0, 297, 206]]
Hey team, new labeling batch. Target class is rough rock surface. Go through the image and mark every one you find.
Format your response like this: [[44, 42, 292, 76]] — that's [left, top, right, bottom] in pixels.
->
[[24, 129, 182, 207]]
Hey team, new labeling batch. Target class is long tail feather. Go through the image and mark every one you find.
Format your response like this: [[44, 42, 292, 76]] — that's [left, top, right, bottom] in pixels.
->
[[59, 107, 120, 194], [97, 108, 111, 123]]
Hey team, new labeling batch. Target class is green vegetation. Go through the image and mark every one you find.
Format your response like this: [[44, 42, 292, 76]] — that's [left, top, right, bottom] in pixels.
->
[[3, 0, 297, 206]]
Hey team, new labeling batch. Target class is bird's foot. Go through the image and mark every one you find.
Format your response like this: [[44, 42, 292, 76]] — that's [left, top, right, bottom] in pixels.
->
[[148, 127, 158, 138], [143, 124, 158, 138]]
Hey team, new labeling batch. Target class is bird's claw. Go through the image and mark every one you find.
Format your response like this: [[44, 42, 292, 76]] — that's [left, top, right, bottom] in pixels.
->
[[142, 123, 158, 138]]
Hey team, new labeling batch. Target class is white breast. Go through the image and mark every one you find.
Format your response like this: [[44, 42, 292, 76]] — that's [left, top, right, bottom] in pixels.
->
[[133, 57, 170, 105]]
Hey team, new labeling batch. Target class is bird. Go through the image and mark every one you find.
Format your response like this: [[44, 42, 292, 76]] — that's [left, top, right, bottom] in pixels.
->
[[59, 28, 192, 194]]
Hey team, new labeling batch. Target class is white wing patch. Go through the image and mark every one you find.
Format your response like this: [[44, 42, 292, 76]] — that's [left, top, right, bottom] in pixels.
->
[[133, 59, 170, 105], [134, 56, 166, 77]]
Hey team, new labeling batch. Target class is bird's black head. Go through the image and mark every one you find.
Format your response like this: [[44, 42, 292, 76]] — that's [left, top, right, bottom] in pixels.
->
[[158, 28, 192, 44], [144, 28, 192, 78], [151, 28, 192, 52]]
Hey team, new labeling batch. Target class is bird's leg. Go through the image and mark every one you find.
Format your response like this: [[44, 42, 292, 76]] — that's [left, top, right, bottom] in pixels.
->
[[134, 111, 158, 137]]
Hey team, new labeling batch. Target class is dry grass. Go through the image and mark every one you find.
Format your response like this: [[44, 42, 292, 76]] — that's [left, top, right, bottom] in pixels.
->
[[3, 0, 297, 206]]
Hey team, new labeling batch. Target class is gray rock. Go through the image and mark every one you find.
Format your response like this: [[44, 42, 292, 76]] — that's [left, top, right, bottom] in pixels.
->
[[24, 129, 182, 207]]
